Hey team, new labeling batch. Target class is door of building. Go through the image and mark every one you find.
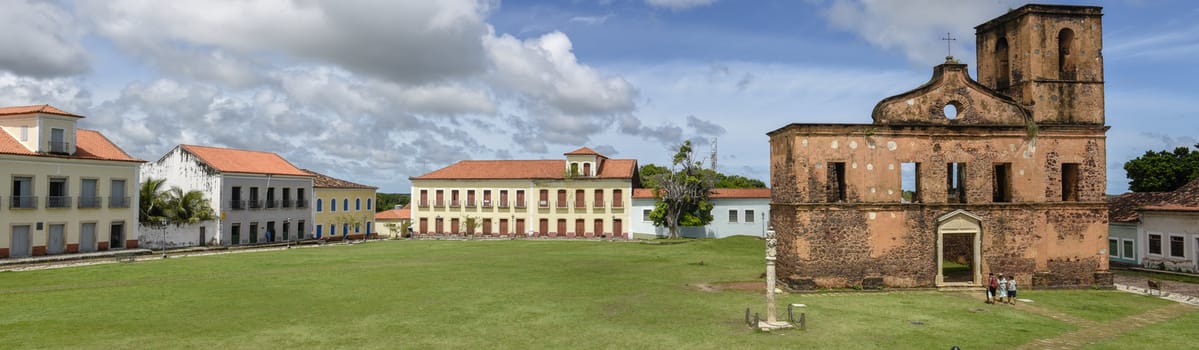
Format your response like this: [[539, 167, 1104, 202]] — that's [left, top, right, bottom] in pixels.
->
[[48, 224, 65, 255], [10, 226, 31, 258], [79, 223, 96, 253], [249, 223, 259, 243], [613, 219, 623, 238], [109, 223, 124, 249]]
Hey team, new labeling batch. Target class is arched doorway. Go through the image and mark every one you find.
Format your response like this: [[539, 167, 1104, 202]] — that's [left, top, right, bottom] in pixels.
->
[[936, 210, 982, 286]]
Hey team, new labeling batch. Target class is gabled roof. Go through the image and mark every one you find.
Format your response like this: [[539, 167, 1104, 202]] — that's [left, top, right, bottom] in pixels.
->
[[376, 208, 411, 220], [1109, 178, 1199, 223], [303, 169, 377, 189], [411, 158, 637, 181], [0, 128, 142, 163], [564, 147, 606, 157], [632, 188, 771, 199], [0, 104, 84, 118], [179, 144, 310, 177]]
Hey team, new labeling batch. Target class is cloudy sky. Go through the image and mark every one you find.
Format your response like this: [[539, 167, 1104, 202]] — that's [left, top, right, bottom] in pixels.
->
[[2, 0, 1196, 194]]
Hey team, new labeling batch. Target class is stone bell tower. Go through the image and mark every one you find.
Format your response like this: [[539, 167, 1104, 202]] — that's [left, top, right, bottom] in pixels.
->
[[974, 4, 1103, 125]]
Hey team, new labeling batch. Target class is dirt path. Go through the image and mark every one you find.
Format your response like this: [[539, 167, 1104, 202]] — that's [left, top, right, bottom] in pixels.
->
[[1015, 302, 1195, 350]]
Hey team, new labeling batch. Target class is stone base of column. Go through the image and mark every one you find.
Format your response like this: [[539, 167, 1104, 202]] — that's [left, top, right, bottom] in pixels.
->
[[756, 320, 794, 331]]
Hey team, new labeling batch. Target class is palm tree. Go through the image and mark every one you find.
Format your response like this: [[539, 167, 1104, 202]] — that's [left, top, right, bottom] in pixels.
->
[[163, 187, 216, 225], [139, 177, 170, 224]]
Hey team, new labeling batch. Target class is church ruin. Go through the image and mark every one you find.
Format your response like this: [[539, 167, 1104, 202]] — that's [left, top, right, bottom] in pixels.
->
[[768, 4, 1111, 289]]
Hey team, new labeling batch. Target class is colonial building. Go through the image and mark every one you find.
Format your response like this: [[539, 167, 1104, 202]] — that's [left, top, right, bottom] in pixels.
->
[[374, 205, 411, 239], [630, 188, 772, 239], [769, 5, 1110, 289], [306, 169, 377, 241], [1108, 178, 1199, 270], [1, 105, 143, 258], [141, 145, 313, 246], [410, 147, 636, 238]]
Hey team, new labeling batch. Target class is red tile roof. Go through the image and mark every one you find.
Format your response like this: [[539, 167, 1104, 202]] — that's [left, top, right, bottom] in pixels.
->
[[411, 158, 637, 180], [303, 169, 377, 189], [376, 208, 411, 220], [0, 128, 142, 162], [0, 104, 84, 118], [633, 188, 771, 199], [1109, 178, 1199, 223], [1139, 204, 1199, 213], [564, 147, 606, 157], [180, 144, 310, 177]]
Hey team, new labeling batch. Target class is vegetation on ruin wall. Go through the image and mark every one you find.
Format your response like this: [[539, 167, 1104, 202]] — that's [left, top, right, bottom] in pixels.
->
[[0, 238, 1189, 349]]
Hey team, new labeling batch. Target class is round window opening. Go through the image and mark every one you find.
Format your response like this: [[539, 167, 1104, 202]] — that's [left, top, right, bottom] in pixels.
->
[[944, 103, 959, 120]]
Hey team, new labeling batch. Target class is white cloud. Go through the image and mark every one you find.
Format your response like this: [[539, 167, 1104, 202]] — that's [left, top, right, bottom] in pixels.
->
[[0, 0, 89, 77], [646, 0, 718, 11], [819, 0, 1003, 66]]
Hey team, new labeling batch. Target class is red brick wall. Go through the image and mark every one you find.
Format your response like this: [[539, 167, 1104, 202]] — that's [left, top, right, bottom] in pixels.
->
[[67, 244, 80, 254], [32, 246, 47, 256], [98, 242, 109, 251], [0, 248, 8, 258], [125, 240, 139, 249]]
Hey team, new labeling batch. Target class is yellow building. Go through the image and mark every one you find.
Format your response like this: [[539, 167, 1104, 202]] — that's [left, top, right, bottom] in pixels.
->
[[306, 169, 378, 241], [374, 206, 411, 239], [410, 147, 637, 238], [1, 105, 144, 258]]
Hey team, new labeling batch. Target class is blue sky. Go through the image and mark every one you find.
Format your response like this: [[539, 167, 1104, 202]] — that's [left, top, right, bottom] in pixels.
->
[[2, 0, 1196, 194]]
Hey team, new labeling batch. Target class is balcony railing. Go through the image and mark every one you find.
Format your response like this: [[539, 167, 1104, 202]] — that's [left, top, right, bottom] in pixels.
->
[[538, 200, 549, 208], [556, 201, 568, 209], [10, 196, 37, 209], [465, 200, 476, 208], [109, 196, 131, 208], [78, 196, 102, 208], [230, 199, 246, 210], [594, 200, 605, 208], [482, 200, 493, 208], [48, 141, 70, 154], [295, 199, 308, 208], [418, 200, 430, 207], [498, 201, 509, 209], [435, 200, 445, 207], [281, 199, 292, 208], [266, 200, 279, 209], [47, 196, 72, 208], [514, 201, 526, 209], [450, 200, 461, 208], [248, 200, 264, 209], [575, 201, 585, 208]]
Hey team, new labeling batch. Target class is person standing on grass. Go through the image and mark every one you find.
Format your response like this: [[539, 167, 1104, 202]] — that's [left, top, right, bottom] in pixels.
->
[[997, 273, 1009, 304], [1008, 274, 1018, 305], [987, 272, 998, 304]]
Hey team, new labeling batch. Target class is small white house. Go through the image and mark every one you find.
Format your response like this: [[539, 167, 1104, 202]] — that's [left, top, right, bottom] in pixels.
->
[[630, 188, 771, 239]]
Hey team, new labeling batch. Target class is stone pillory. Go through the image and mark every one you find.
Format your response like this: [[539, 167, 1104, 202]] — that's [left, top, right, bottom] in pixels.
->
[[768, 4, 1110, 289]]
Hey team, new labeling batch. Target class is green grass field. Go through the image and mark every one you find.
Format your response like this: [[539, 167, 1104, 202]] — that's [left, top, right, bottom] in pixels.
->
[[0, 237, 1192, 349]]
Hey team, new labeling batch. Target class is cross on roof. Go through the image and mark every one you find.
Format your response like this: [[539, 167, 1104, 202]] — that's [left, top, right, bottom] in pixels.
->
[[942, 32, 956, 57]]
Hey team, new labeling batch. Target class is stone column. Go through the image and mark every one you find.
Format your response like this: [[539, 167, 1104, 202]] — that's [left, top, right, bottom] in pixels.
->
[[765, 229, 778, 323]]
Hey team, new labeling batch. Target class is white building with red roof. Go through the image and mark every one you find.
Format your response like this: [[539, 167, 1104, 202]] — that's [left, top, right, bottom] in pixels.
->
[[409, 147, 638, 238], [630, 188, 772, 239], [1, 105, 145, 258], [141, 144, 313, 247]]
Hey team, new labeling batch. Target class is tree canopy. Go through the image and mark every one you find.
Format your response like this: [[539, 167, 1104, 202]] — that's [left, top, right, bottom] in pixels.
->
[[1124, 144, 1199, 192], [376, 193, 411, 212], [639, 165, 765, 189], [647, 141, 716, 239], [139, 177, 215, 226]]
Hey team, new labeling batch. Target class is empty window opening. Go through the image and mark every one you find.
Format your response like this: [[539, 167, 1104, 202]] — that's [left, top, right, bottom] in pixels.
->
[[570, 163, 579, 177], [901, 162, 921, 203], [944, 103, 959, 120], [993, 163, 1012, 203], [1058, 28, 1076, 79], [728, 209, 739, 223], [583, 163, 592, 176], [827, 162, 847, 202], [1149, 234, 1162, 255], [946, 162, 966, 204], [1061, 163, 1080, 201], [995, 37, 1010, 89]]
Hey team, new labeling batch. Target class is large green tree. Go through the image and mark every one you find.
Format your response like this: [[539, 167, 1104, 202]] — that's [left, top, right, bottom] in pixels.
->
[[648, 141, 716, 239], [163, 187, 216, 225], [376, 193, 411, 212], [1124, 144, 1199, 192]]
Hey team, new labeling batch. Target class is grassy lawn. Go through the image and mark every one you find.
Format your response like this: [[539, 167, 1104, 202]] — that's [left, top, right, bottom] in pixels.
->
[[0, 237, 1192, 349], [1114, 268, 1199, 285], [1084, 310, 1199, 349]]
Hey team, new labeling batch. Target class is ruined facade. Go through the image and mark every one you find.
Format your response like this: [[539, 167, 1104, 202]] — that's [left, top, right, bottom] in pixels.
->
[[768, 5, 1110, 289]]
